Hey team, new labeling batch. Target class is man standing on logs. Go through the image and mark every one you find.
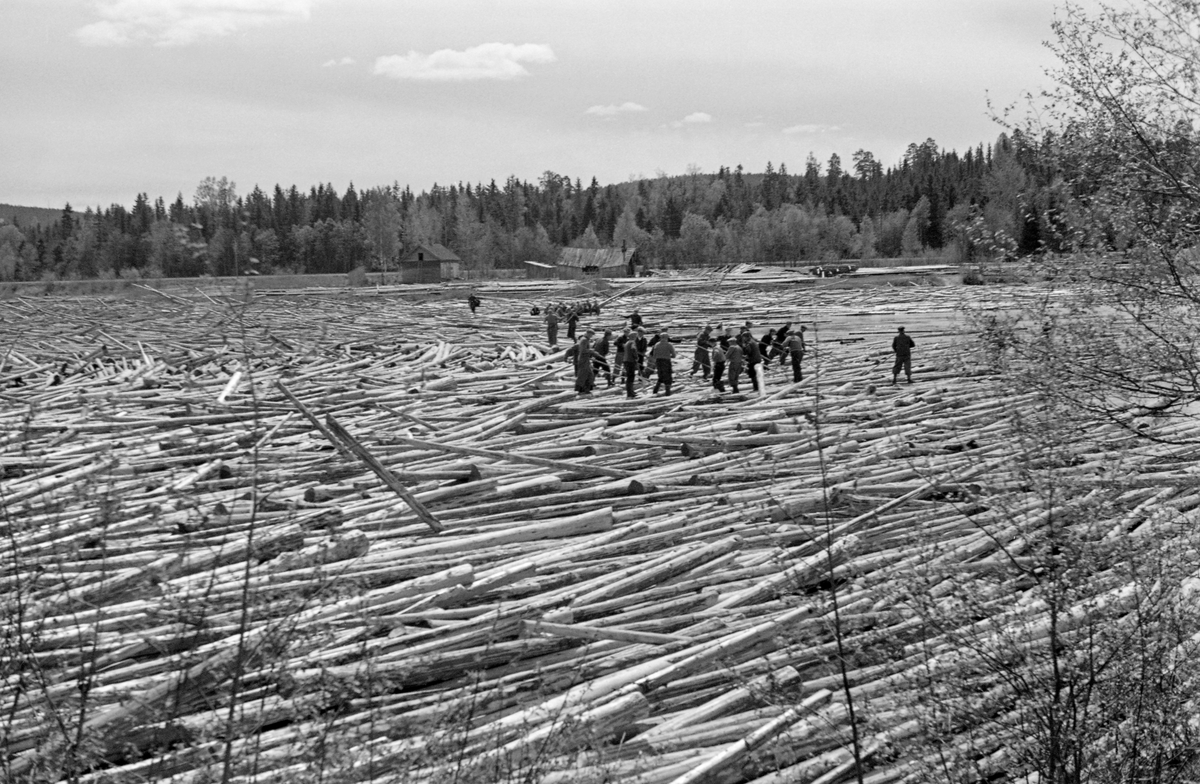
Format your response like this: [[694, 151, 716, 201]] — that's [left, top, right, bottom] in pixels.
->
[[743, 331, 763, 392], [615, 328, 630, 387], [621, 334, 640, 398], [545, 309, 560, 347], [634, 327, 649, 377], [571, 335, 596, 395], [691, 325, 713, 380], [467, 293, 481, 315], [651, 327, 677, 395], [726, 339, 743, 393], [566, 307, 580, 343], [892, 326, 916, 385], [758, 329, 776, 370], [786, 325, 807, 382], [772, 322, 792, 363], [593, 329, 614, 387], [711, 338, 727, 392], [627, 308, 643, 330]]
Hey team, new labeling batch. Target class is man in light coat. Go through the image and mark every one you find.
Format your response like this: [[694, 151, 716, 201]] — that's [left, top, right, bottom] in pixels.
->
[[651, 328, 677, 395]]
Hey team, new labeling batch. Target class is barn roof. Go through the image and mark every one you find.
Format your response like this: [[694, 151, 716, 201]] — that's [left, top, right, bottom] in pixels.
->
[[557, 247, 634, 269], [403, 243, 462, 262]]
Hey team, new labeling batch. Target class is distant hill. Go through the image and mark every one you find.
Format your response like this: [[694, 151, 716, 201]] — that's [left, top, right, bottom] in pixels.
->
[[0, 204, 64, 229]]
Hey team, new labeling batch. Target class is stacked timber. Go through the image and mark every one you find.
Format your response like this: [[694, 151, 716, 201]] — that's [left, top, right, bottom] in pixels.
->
[[0, 283, 1193, 783]]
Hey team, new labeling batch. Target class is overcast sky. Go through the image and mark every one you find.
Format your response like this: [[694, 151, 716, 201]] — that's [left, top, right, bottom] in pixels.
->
[[1, 0, 1063, 209]]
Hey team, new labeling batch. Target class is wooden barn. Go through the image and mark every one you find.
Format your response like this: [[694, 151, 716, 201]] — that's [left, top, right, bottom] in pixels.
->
[[556, 247, 636, 279], [400, 244, 462, 283], [523, 260, 558, 279]]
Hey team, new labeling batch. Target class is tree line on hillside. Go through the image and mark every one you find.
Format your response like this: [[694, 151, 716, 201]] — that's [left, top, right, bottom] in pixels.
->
[[0, 132, 1129, 282]]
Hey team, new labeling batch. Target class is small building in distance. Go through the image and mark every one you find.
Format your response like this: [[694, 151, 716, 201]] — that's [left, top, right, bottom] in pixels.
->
[[556, 246, 637, 279], [400, 244, 462, 283], [523, 260, 558, 280]]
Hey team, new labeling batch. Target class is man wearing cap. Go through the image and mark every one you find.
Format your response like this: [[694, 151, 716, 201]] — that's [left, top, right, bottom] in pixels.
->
[[711, 338, 727, 392], [892, 326, 915, 385], [744, 333, 763, 392], [786, 325, 807, 383]]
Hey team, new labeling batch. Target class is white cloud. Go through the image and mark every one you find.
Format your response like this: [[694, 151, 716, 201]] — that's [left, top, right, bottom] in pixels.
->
[[76, 0, 318, 46], [783, 123, 839, 135], [585, 102, 648, 117], [666, 111, 714, 129], [374, 43, 555, 82], [322, 56, 355, 67]]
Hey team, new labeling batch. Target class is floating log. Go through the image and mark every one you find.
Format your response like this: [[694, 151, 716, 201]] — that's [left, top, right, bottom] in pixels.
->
[[388, 434, 636, 480]]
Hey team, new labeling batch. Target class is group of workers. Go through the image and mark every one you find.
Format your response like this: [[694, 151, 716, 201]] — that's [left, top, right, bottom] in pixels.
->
[[562, 316, 811, 398], [559, 313, 917, 398], [533, 300, 603, 347], [468, 294, 917, 396]]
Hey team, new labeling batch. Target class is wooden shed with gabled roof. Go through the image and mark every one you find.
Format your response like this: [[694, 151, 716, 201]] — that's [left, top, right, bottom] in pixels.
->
[[400, 243, 462, 284], [556, 247, 636, 279]]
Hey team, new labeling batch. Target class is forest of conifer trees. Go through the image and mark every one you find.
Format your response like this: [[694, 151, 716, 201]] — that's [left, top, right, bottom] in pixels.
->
[[0, 131, 1097, 282]]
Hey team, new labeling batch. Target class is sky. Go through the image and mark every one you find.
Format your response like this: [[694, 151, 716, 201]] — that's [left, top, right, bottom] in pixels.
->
[[0, 0, 1065, 209]]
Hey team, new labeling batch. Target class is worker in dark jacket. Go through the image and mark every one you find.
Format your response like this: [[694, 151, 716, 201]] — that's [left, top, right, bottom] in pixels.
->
[[786, 326, 807, 382], [772, 322, 792, 362], [726, 341, 743, 393], [621, 335, 640, 398], [467, 293, 481, 314], [566, 308, 580, 342], [744, 337, 762, 392], [545, 310, 559, 347], [614, 328, 630, 388], [691, 326, 713, 379], [593, 330, 614, 387], [572, 336, 596, 394], [758, 329, 776, 369], [651, 328, 677, 395], [892, 326, 915, 385], [634, 328, 648, 376]]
